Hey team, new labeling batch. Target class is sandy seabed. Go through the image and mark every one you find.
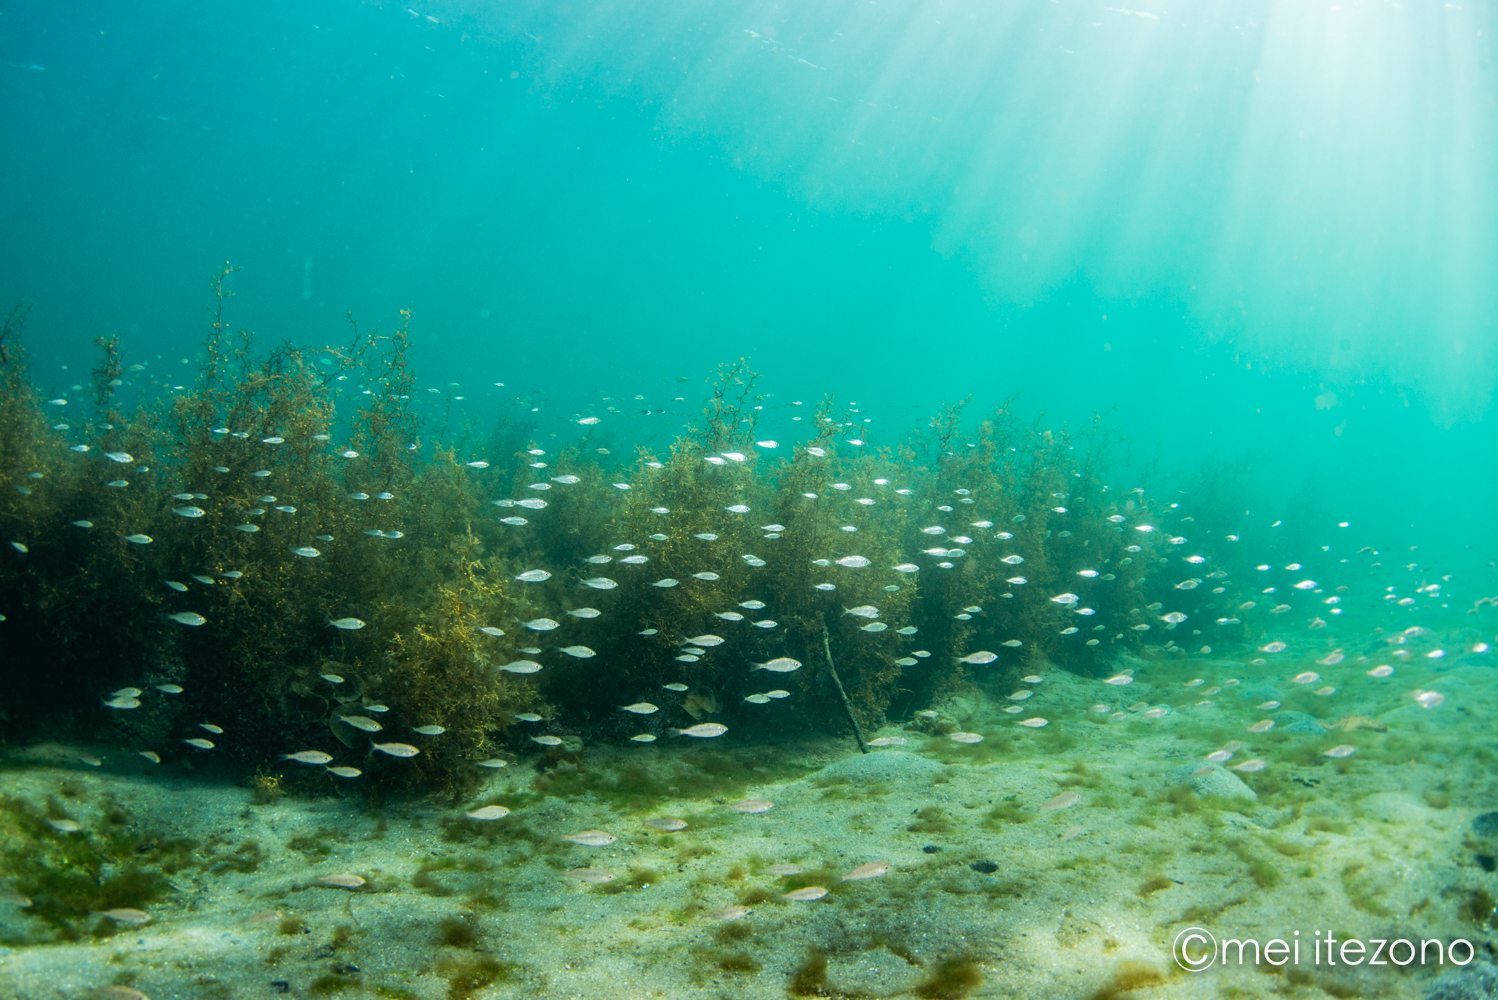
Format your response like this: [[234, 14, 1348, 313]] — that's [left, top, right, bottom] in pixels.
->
[[2, 649, 1496, 1000]]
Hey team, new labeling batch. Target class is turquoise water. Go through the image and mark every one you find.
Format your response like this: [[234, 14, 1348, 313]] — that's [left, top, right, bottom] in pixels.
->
[[3, 1, 1495, 554], [2, 3, 1497, 998]]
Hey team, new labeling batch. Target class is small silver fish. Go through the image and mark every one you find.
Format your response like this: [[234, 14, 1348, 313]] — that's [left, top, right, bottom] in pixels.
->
[[739, 600, 766, 609], [98, 907, 151, 925], [282, 751, 333, 765], [559, 645, 596, 658], [329, 617, 366, 630], [138, 751, 161, 764], [841, 861, 891, 881], [341, 716, 382, 732], [707, 904, 749, 922], [479, 626, 505, 636], [466, 805, 510, 820], [530, 735, 564, 746], [958, 651, 998, 665], [522, 618, 560, 630], [671, 723, 728, 738], [183, 738, 215, 749], [621, 702, 659, 714], [645, 817, 688, 831], [1040, 790, 1082, 812], [167, 611, 206, 626], [784, 886, 832, 904], [753, 657, 802, 673], [663, 683, 689, 692], [199, 723, 223, 734], [412, 725, 445, 735], [629, 734, 657, 742], [563, 829, 616, 846], [123, 534, 153, 544], [515, 569, 552, 583], [499, 661, 542, 674], [172, 506, 206, 518], [371, 742, 420, 757], [290, 546, 320, 558], [328, 766, 362, 778], [315, 873, 366, 888], [566, 607, 602, 618], [727, 799, 773, 813]]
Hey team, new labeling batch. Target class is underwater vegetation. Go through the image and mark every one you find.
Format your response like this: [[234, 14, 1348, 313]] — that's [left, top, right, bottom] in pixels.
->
[[0, 269, 1273, 797]]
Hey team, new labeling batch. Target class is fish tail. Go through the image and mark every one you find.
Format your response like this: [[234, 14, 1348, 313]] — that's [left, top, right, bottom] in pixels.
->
[[666, 728, 683, 737]]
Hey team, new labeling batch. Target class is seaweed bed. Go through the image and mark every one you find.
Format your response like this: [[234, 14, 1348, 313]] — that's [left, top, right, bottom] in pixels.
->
[[0, 269, 1283, 801]]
